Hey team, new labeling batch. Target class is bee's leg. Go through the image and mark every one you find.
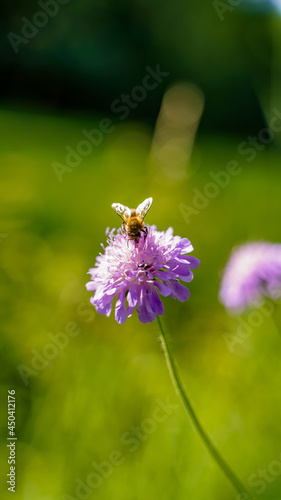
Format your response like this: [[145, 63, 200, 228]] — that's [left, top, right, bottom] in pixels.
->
[[127, 236, 135, 248], [141, 226, 148, 239], [127, 236, 132, 248]]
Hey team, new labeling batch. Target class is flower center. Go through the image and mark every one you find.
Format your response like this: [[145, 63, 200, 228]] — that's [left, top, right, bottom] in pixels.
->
[[138, 263, 151, 270]]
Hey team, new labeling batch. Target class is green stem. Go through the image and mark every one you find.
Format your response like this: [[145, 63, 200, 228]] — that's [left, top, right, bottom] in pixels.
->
[[156, 315, 254, 499]]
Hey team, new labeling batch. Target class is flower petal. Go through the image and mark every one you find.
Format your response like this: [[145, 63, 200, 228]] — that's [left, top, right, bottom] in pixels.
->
[[115, 290, 127, 324], [178, 238, 193, 253], [137, 303, 155, 323], [164, 261, 191, 276], [175, 255, 200, 268], [167, 280, 190, 302], [154, 281, 172, 297], [147, 288, 164, 315], [154, 270, 172, 280], [94, 290, 115, 309], [177, 271, 193, 282], [86, 281, 97, 291], [127, 285, 138, 307], [126, 305, 135, 317], [186, 256, 200, 269], [93, 297, 113, 317]]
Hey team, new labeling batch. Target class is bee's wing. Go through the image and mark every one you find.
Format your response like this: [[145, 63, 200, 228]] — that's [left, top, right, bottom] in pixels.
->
[[136, 197, 153, 218], [111, 202, 130, 221]]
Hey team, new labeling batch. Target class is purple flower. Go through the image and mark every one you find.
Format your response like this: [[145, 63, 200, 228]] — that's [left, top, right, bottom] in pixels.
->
[[219, 241, 281, 312], [86, 225, 200, 324]]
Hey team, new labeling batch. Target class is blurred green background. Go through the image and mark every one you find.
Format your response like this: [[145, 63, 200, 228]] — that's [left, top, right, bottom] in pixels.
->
[[1, 1, 281, 500]]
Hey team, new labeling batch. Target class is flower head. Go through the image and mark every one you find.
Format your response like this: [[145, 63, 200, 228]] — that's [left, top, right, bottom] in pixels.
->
[[219, 241, 281, 312], [86, 225, 200, 324]]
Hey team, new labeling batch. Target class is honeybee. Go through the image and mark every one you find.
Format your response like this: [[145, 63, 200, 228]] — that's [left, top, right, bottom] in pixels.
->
[[111, 197, 153, 242]]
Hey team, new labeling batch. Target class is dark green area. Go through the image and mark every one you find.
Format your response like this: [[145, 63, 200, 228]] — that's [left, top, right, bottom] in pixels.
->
[[1, 0, 278, 133]]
